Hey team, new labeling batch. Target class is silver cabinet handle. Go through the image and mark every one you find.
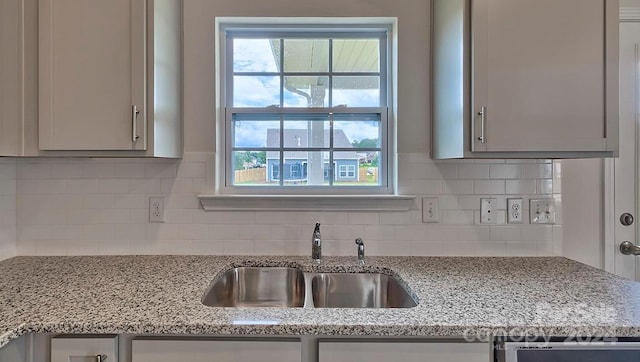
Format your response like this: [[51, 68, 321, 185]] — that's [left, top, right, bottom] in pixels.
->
[[620, 241, 640, 256], [96, 355, 107, 362], [132, 105, 140, 142], [477, 106, 487, 144]]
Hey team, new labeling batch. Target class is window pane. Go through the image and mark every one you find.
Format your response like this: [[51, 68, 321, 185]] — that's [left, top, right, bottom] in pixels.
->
[[283, 151, 330, 186], [332, 76, 380, 107], [333, 115, 381, 149], [333, 39, 380, 72], [233, 76, 280, 107], [233, 118, 279, 148], [283, 39, 329, 72], [233, 38, 280, 73], [282, 119, 330, 148], [283, 76, 329, 107], [232, 151, 271, 186], [335, 151, 380, 186]]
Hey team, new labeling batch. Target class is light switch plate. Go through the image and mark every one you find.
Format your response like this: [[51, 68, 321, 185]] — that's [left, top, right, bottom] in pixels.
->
[[530, 198, 555, 224], [480, 198, 497, 224], [422, 197, 439, 223]]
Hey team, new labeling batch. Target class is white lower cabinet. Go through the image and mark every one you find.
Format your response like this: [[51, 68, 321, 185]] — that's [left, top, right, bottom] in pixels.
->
[[51, 335, 118, 362], [318, 341, 489, 362], [131, 339, 301, 362]]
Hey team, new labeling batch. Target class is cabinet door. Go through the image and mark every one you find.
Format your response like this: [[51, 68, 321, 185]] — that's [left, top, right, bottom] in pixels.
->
[[51, 336, 118, 362], [318, 341, 488, 362], [38, 0, 146, 151], [132, 339, 301, 362], [472, 0, 613, 153], [0, 0, 23, 155]]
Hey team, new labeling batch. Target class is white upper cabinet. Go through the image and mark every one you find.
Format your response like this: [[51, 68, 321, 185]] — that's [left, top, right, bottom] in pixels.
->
[[0, 0, 24, 156], [39, 0, 146, 151], [432, 0, 619, 159], [36, 0, 182, 157]]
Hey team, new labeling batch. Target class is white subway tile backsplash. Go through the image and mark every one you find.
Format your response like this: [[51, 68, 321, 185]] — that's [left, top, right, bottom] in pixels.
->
[[473, 180, 505, 194], [490, 164, 521, 179], [441, 210, 475, 225], [130, 179, 162, 193], [145, 163, 177, 178], [98, 179, 130, 194], [348, 212, 380, 225], [114, 224, 147, 241], [17, 163, 51, 179], [177, 162, 207, 178], [522, 164, 553, 179], [443, 179, 474, 194], [457, 164, 490, 179], [113, 163, 147, 178], [66, 179, 98, 194], [506, 179, 537, 195], [208, 224, 239, 241], [537, 179, 553, 195], [82, 163, 115, 178], [6, 152, 559, 257]]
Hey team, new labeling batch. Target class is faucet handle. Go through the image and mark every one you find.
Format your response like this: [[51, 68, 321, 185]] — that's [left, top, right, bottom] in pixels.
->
[[355, 238, 365, 265]]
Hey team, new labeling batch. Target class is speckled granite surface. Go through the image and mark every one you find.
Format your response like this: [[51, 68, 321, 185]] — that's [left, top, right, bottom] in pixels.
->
[[1, 256, 640, 348]]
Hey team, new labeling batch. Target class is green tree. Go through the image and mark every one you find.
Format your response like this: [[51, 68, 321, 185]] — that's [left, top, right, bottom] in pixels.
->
[[351, 138, 379, 149]]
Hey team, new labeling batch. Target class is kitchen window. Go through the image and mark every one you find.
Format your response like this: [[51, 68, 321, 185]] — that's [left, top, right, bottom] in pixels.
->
[[220, 23, 391, 195]]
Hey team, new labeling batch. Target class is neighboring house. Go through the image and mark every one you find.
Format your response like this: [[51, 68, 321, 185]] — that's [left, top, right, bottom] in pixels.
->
[[266, 129, 360, 182]]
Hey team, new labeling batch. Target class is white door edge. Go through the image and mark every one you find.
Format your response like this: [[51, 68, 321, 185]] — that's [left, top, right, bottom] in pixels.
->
[[605, 8, 640, 278]]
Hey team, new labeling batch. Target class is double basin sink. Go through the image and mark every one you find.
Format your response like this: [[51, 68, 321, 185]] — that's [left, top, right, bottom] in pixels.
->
[[202, 267, 417, 308]]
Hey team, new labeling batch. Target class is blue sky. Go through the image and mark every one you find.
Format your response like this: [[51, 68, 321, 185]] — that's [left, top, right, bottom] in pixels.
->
[[232, 39, 381, 148]]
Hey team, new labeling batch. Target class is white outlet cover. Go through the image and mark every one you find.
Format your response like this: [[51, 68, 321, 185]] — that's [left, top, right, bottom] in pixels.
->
[[507, 198, 523, 224], [149, 196, 165, 223], [422, 197, 439, 223], [480, 198, 497, 224], [530, 198, 555, 224]]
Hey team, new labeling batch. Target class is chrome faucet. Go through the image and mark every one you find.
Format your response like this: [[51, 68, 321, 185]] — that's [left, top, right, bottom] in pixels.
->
[[312, 223, 322, 263], [355, 238, 365, 265]]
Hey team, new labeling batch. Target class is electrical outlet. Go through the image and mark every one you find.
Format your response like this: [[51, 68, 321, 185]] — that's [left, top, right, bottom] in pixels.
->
[[149, 197, 165, 223], [422, 197, 439, 223], [507, 198, 523, 224], [480, 198, 497, 224], [530, 198, 555, 224]]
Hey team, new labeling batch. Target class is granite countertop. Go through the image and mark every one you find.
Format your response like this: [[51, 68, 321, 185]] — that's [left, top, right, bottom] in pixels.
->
[[1, 255, 640, 348]]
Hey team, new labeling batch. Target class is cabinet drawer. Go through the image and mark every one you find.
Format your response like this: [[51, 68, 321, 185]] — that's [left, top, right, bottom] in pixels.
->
[[132, 339, 301, 362], [51, 335, 118, 362], [318, 341, 489, 362]]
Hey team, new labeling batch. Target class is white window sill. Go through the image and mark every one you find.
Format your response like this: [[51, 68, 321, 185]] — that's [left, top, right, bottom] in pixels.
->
[[198, 195, 416, 211]]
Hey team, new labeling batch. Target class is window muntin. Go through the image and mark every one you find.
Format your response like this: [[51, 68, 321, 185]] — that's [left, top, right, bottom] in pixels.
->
[[224, 26, 389, 193]]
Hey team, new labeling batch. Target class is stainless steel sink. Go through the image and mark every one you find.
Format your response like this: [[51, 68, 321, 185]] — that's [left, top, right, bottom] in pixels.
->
[[311, 272, 417, 308], [201, 267, 306, 307], [201, 267, 416, 308]]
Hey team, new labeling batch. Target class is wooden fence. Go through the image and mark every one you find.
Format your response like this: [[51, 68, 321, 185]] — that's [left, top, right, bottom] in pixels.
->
[[359, 167, 378, 182], [235, 168, 266, 183]]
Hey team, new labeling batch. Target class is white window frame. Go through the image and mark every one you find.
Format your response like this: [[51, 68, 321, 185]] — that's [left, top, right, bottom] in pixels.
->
[[216, 20, 395, 197], [347, 165, 356, 178]]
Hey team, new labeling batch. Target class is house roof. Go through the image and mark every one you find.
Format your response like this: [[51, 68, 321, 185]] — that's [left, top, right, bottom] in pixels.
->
[[266, 129, 360, 160]]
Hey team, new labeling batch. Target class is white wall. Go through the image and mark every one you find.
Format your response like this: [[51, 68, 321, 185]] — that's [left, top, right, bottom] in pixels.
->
[[11, 0, 561, 257], [183, 0, 429, 153], [0, 159, 16, 260]]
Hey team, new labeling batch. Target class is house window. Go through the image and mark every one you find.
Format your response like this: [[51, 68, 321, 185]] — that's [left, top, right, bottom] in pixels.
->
[[223, 23, 390, 194]]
